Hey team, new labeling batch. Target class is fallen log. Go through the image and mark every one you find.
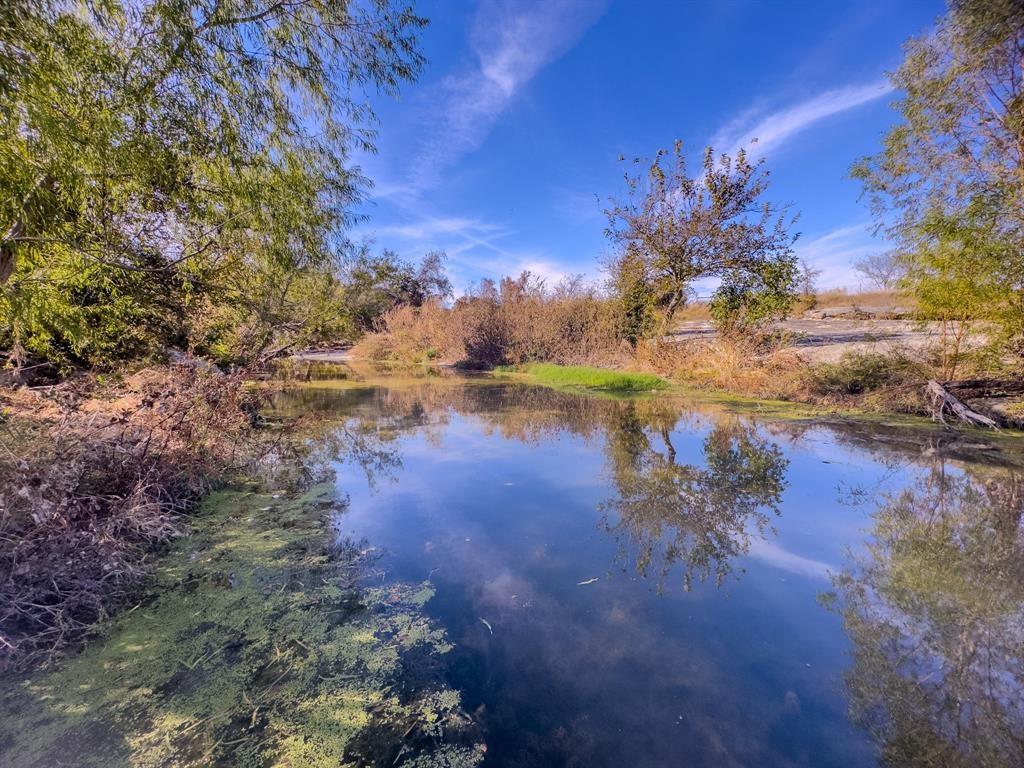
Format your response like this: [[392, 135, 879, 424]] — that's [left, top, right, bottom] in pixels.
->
[[926, 380, 1001, 430]]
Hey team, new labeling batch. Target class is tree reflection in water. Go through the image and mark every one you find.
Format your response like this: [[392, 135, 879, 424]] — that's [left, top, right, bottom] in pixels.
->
[[283, 382, 793, 592], [600, 405, 789, 591], [831, 466, 1024, 768], [273, 376, 1024, 764]]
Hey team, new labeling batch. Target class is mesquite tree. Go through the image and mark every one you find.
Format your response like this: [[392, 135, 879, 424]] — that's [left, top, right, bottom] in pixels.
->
[[0, 0, 425, 367], [852, 0, 1024, 359], [605, 142, 799, 334]]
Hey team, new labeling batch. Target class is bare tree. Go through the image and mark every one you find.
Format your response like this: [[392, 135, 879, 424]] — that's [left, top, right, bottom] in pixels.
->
[[799, 259, 823, 307], [853, 252, 904, 291]]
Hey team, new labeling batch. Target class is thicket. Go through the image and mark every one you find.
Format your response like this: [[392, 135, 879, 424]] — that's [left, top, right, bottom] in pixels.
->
[[0, 365, 264, 664], [356, 272, 626, 368]]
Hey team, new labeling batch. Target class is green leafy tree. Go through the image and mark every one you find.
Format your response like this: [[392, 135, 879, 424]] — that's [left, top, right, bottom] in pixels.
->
[[605, 142, 799, 334], [608, 246, 656, 347], [342, 249, 453, 331], [0, 0, 426, 368], [852, 0, 1024, 362]]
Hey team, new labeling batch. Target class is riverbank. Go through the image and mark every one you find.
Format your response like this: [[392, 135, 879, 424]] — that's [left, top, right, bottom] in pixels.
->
[[276, 360, 1024, 464], [0, 365, 264, 666], [482, 360, 1024, 440], [2, 354, 1017, 670], [495, 363, 668, 393], [494, 345, 1024, 430], [3, 363, 1022, 767], [350, 290, 1022, 428]]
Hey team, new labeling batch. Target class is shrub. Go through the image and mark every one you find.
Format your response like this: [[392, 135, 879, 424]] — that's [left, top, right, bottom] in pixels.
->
[[0, 365, 265, 665], [356, 272, 625, 369], [637, 338, 809, 401], [809, 351, 923, 396]]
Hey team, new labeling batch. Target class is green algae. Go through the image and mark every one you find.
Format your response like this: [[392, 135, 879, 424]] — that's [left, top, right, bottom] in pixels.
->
[[0, 485, 481, 768]]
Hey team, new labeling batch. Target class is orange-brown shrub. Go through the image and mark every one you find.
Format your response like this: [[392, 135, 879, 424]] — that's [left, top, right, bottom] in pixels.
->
[[355, 273, 628, 368], [634, 337, 812, 401]]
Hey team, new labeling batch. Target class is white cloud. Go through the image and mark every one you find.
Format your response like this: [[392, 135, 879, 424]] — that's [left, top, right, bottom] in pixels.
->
[[356, 214, 515, 268], [449, 250, 593, 289], [747, 538, 834, 580], [796, 222, 890, 289], [401, 0, 608, 196], [356, 214, 559, 289], [368, 217, 505, 243], [712, 80, 893, 161]]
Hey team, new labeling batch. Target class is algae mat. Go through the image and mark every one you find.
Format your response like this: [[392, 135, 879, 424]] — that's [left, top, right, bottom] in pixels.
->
[[0, 484, 482, 767]]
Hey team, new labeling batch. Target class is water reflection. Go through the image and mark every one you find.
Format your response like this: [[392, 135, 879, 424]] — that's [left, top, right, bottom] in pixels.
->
[[601, 411, 788, 590], [281, 383, 791, 591], [832, 465, 1024, 768], [274, 376, 1024, 767]]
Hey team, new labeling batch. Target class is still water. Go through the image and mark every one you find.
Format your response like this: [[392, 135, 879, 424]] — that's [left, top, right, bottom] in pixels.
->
[[3, 374, 1022, 767], [279, 377, 1024, 768]]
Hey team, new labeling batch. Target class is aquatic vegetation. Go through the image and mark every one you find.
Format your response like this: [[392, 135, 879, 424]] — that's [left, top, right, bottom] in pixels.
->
[[0, 484, 481, 767], [509, 363, 668, 393]]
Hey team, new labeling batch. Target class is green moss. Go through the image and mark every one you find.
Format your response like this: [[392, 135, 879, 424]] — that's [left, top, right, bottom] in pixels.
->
[[504, 363, 668, 393], [0, 486, 480, 768]]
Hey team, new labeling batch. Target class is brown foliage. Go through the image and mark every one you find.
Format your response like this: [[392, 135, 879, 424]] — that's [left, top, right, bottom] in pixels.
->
[[635, 338, 811, 401], [638, 337, 931, 413], [0, 364, 264, 666], [355, 272, 627, 368]]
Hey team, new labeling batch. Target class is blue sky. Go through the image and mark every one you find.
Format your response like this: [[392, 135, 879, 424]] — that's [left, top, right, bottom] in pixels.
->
[[353, 0, 945, 294]]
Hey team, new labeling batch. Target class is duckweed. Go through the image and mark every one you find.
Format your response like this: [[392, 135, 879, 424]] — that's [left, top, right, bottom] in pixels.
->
[[0, 485, 481, 767]]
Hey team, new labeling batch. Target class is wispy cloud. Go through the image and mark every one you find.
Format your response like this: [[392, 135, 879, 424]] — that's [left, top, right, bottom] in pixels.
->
[[357, 215, 512, 258], [796, 222, 889, 289], [747, 538, 834, 580], [369, 217, 504, 244], [397, 0, 608, 198], [362, 213, 596, 291], [712, 80, 893, 160]]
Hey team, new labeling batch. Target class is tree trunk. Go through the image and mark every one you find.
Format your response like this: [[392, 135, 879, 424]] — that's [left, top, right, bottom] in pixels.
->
[[0, 218, 24, 284], [942, 379, 1024, 398], [661, 290, 684, 334], [925, 380, 1001, 429]]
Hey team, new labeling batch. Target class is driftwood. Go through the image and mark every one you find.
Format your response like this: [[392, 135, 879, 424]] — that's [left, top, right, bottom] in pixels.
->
[[926, 380, 1001, 429]]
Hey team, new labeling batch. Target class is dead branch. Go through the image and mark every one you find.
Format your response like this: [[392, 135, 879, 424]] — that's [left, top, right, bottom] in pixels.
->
[[925, 380, 1001, 430]]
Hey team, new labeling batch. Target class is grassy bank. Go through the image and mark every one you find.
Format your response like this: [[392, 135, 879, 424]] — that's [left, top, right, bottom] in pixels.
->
[[500, 363, 668, 393], [0, 484, 483, 768], [482, 358, 1024, 440]]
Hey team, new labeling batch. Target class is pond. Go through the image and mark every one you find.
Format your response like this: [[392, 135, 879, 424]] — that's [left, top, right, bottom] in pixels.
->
[[3, 372, 1023, 767]]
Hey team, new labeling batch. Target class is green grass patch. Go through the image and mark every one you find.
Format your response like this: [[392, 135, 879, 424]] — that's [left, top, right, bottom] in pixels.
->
[[513, 363, 668, 393]]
